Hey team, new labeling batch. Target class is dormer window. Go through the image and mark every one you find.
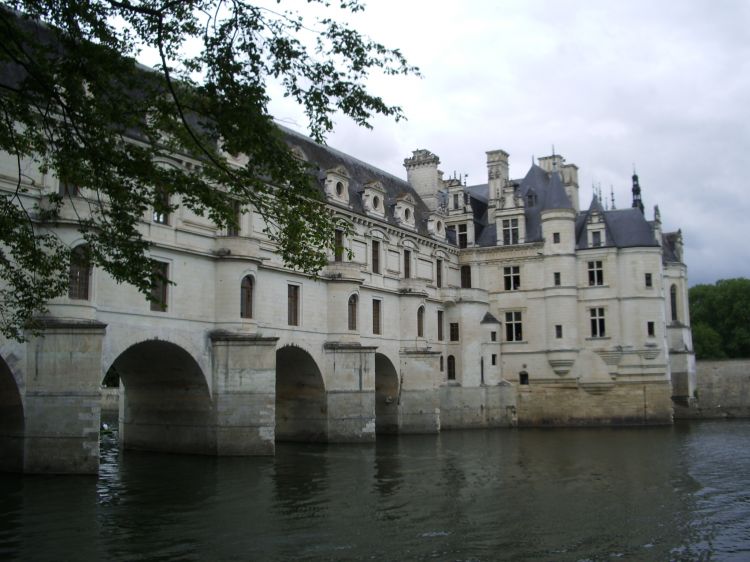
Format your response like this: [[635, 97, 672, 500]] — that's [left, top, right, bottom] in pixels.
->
[[324, 165, 350, 205], [427, 213, 446, 240], [394, 194, 416, 229], [588, 227, 605, 247], [362, 180, 386, 218]]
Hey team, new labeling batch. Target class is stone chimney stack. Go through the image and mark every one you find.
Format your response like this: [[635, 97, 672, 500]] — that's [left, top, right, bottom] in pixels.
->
[[486, 149, 509, 202], [539, 154, 580, 211], [538, 154, 564, 173], [404, 149, 441, 211]]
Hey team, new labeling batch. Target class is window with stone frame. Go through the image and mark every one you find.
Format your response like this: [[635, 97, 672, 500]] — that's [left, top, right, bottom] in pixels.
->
[[68, 245, 91, 300], [449, 322, 460, 341], [447, 355, 456, 380], [504, 265, 521, 290], [647, 321, 655, 337], [240, 275, 254, 318], [592, 230, 602, 247], [417, 305, 425, 338], [554, 271, 561, 286], [645, 273, 653, 288], [348, 294, 358, 331], [453, 193, 460, 210], [436, 258, 442, 288], [505, 311, 523, 342], [150, 260, 169, 312], [227, 200, 241, 236], [588, 260, 604, 286], [371, 240, 380, 274], [287, 284, 300, 326], [59, 177, 80, 197], [502, 218, 519, 245], [553, 232, 560, 244], [334, 229, 344, 262], [458, 224, 468, 248], [670, 285, 678, 322], [555, 324, 563, 339], [590, 307, 606, 338], [372, 299, 382, 335], [403, 249, 411, 278], [152, 188, 170, 225], [460, 265, 471, 288], [437, 310, 444, 341]]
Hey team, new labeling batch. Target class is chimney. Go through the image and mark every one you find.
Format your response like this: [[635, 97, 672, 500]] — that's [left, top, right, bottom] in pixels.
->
[[486, 149, 509, 201], [404, 149, 441, 211]]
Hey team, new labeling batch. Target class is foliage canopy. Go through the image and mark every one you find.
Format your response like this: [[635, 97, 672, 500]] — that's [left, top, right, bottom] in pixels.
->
[[689, 278, 750, 359], [0, 0, 417, 340]]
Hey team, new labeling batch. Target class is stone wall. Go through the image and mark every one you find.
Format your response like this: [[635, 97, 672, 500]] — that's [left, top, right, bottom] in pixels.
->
[[515, 380, 673, 426], [674, 359, 750, 419], [439, 383, 517, 428]]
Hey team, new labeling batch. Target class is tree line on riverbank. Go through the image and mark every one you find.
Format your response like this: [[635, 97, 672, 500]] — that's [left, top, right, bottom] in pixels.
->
[[689, 278, 750, 359]]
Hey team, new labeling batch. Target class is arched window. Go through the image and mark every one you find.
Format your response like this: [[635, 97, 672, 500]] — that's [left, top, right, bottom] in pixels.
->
[[68, 245, 91, 300], [348, 294, 358, 331], [670, 285, 678, 323], [417, 305, 425, 338], [460, 265, 472, 288], [447, 355, 456, 380], [240, 275, 254, 318]]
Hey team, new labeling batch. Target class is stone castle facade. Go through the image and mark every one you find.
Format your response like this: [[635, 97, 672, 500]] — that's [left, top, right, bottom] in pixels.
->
[[0, 126, 696, 473]]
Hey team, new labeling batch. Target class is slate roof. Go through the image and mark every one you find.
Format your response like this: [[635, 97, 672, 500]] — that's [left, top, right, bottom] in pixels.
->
[[281, 126, 438, 239]]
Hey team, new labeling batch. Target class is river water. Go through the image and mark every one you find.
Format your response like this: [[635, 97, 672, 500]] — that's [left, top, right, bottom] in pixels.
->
[[1, 420, 749, 561]]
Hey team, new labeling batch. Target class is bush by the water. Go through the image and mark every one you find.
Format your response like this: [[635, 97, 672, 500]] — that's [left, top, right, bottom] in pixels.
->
[[689, 278, 750, 359]]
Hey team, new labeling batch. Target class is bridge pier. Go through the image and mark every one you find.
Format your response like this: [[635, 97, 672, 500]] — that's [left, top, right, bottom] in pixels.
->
[[23, 319, 106, 474], [398, 349, 441, 433], [210, 331, 278, 455], [323, 342, 377, 443]]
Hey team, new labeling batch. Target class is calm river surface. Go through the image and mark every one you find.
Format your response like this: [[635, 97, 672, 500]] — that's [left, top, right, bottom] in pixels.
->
[[1, 420, 749, 561]]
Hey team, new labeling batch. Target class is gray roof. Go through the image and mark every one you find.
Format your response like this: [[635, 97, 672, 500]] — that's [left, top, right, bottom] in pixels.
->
[[480, 312, 501, 324], [575, 196, 658, 249], [281, 127, 442, 240]]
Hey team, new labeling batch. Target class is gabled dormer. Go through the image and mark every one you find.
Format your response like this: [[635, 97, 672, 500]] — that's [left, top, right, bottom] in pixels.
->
[[362, 180, 386, 219], [586, 197, 606, 248], [446, 178, 469, 216], [324, 165, 351, 206], [494, 181, 526, 246], [393, 193, 417, 229], [427, 211, 447, 241]]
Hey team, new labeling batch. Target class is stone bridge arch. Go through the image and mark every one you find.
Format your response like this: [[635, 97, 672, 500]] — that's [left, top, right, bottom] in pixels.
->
[[108, 339, 214, 454], [375, 352, 400, 434], [275, 344, 327, 442], [0, 353, 24, 472]]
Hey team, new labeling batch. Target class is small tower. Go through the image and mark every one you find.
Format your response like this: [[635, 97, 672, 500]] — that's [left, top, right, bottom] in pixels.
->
[[632, 171, 644, 214]]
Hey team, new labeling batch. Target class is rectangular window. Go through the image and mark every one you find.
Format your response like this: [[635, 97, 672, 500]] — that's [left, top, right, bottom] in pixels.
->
[[287, 284, 300, 326], [458, 224, 468, 248], [490, 331, 497, 342], [403, 249, 411, 278], [502, 218, 519, 245], [150, 261, 168, 312], [372, 240, 380, 274], [453, 193, 460, 210], [554, 272, 561, 286], [504, 266, 520, 290], [227, 200, 241, 236], [436, 258, 442, 288], [588, 260, 604, 286], [645, 273, 652, 288], [437, 310, 444, 341], [152, 188, 170, 225], [334, 229, 344, 262], [59, 178, 80, 197], [449, 322, 460, 341], [555, 324, 563, 339], [647, 321, 655, 337], [505, 311, 523, 342], [592, 230, 602, 247], [590, 307, 606, 338], [553, 232, 560, 244], [372, 299, 381, 335], [491, 354, 497, 366]]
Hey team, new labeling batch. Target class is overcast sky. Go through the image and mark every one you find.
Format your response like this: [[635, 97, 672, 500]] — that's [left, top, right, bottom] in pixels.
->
[[265, 0, 750, 286]]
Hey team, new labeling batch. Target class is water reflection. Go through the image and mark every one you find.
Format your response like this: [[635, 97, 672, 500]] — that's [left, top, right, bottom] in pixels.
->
[[0, 421, 749, 561]]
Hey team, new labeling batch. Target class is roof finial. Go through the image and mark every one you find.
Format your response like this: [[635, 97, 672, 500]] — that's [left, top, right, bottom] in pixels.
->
[[610, 185, 616, 209], [632, 169, 644, 214]]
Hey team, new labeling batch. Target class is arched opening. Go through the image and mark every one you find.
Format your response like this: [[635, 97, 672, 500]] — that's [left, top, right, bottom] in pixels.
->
[[275, 345, 327, 442], [447, 355, 456, 381], [108, 340, 213, 454], [417, 305, 425, 338], [670, 284, 678, 323], [348, 294, 358, 331], [0, 356, 24, 472], [241, 275, 254, 319], [375, 353, 399, 434]]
